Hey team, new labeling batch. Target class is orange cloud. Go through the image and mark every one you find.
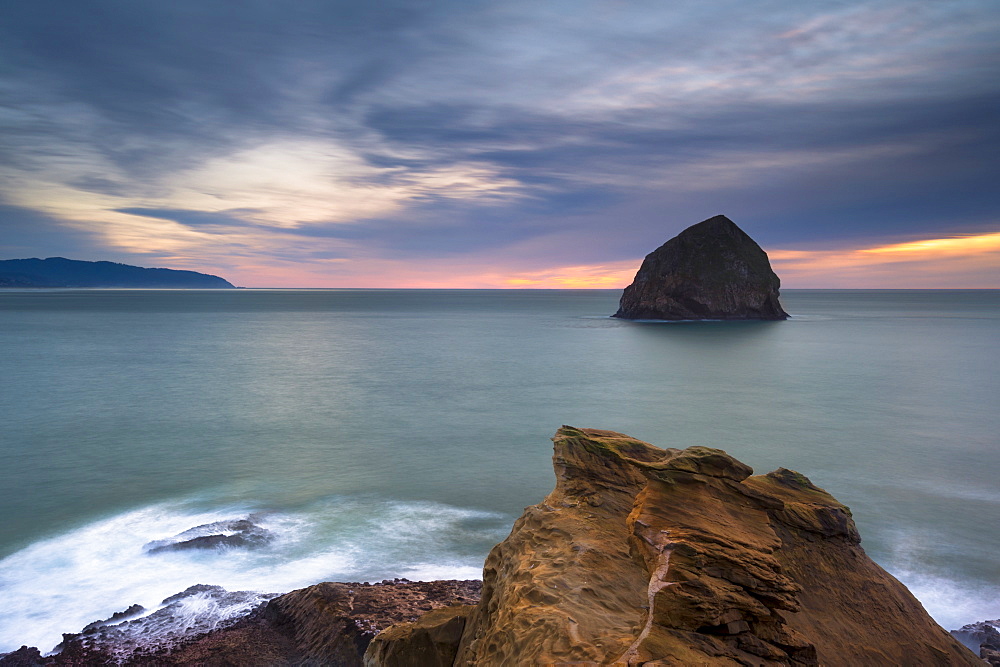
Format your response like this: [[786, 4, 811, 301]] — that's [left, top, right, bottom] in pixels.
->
[[496, 261, 638, 289], [160, 231, 999, 289], [770, 231, 1000, 288], [859, 232, 1000, 256]]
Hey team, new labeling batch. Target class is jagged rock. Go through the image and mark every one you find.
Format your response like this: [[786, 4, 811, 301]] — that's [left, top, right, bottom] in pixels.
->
[[368, 427, 980, 666], [50, 584, 275, 664], [613, 215, 789, 320], [0, 646, 44, 666], [80, 605, 145, 634], [364, 605, 474, 667], [18, 580, 480, 665], [144, 517, 273, 553], [259, 579, 481, 665], [953, 619, 1000, 665]]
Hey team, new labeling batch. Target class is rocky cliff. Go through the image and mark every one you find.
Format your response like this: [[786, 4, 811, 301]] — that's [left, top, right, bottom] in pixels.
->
[[368, 427, 980, 666], [613, 215, 788, 320]]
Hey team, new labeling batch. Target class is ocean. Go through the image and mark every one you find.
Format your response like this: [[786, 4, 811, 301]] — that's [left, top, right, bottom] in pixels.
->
[[0, 288, 997, 653]]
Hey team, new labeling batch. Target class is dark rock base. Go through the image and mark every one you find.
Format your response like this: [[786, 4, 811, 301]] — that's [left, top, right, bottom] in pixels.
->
[[0, 579, 481, 666]]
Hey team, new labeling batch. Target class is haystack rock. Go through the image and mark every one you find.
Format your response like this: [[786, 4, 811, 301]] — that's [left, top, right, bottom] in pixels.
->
[[614, 215, 789, 320], [366, 427, 979, 666]]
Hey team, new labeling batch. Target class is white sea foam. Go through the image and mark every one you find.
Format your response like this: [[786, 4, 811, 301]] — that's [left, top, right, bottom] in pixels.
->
[[5, 495, 995, 655], [881, 529, 1000, 631], [0, 497, 507, 654], [890, 568, 1000, 632]]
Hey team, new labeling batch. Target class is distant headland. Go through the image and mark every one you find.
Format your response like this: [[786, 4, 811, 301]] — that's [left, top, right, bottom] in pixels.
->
[[0, 258, 235, 289]]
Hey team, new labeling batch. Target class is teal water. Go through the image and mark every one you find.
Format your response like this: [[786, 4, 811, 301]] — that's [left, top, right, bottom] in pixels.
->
[[1, 288, 998, 651]]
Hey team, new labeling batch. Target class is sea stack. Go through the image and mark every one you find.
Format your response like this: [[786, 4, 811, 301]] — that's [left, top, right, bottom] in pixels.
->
[[613, 214, 788, 320]]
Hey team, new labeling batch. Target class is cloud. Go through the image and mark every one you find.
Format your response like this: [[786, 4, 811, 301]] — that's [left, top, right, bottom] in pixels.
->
[[0, 0, 997, 286], [771, 231, 1000, 288], [0, 204, 110, 260], [496, 261, 638, 288]]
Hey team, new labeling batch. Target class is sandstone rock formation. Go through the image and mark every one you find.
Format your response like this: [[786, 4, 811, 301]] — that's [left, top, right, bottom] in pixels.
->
[[613, 215, 788, 320], [367, 427, 979, 666]]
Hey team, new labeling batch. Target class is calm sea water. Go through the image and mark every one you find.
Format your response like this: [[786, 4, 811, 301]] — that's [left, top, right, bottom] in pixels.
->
[[1, 288, 997, 652]]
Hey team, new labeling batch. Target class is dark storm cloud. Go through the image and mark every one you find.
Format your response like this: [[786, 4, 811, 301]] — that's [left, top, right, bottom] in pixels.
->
[[360, 87, 1000, 253], [0, 204, 114, 259], [0, 0, 469, 179], [114, 208, 263, 230], [1, 0, 997, 281]]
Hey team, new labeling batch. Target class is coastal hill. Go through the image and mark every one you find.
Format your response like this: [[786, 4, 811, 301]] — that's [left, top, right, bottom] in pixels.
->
[[614, 215, 788, 320], [0, 257, 235, 288], [13, 428, 981, 665]]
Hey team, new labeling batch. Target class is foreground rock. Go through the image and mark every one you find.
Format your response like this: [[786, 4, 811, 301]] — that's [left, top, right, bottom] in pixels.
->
[[614, 215, 788, 320], [3, 428, 981, 665], [1, 580, 480, 665], [368, 427, 979, 666]]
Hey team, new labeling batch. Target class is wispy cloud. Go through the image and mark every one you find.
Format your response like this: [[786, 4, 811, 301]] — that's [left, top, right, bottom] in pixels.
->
[[0, 0, 997, 286], [771, 231, 1000, 288]]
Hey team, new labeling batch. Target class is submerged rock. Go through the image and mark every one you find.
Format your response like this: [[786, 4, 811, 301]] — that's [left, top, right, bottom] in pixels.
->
[[614, 214, 789, 320], [144, 517, 273, 554], [80, 604, 145, 634], [953, 619, 1000, 665], [368, 427, 979, 666]]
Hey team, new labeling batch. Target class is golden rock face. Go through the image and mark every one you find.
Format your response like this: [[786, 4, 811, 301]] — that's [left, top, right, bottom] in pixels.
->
[[369, 427, 980, 666]]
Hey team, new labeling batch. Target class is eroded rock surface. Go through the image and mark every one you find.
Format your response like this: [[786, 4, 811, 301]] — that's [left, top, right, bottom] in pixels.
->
[[369, 427, 980, 666], [613, 215, 788, 320], [257, 579, 480, 666]]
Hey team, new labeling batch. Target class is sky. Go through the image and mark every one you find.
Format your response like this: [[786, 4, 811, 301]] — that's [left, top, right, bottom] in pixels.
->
[[1, 0, 997, 288]]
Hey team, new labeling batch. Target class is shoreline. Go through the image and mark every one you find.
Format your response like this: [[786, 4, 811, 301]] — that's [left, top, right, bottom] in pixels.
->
[[0, 579, 482, 665], [3, 427, 991, 665]]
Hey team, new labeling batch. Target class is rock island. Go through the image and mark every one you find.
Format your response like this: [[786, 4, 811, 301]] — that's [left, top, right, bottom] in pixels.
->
[[614, 215, 788, 320]]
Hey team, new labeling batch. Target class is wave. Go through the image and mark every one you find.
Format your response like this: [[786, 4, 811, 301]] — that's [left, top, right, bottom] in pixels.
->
[[0, 496, 508, 654], [881, 528, 1000, 631], [890, 568, 1000, 632]]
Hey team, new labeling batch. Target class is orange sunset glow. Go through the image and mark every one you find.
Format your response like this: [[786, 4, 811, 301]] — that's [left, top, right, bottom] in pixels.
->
[[192, 230, 999, 289], [769, 231, 1000, 289]]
